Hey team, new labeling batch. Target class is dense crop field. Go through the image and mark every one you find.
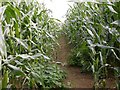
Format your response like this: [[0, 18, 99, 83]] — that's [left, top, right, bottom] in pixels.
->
[[0, 0, 120, 89], [0, 1, 65, 89], [64, 1, 120, 89]]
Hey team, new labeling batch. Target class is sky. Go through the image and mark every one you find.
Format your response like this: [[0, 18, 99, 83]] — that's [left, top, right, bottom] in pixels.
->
[[39, 0, 74, 22]]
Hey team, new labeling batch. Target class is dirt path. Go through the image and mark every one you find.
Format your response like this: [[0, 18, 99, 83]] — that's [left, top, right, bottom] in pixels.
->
[[54, 34, 116, 88]]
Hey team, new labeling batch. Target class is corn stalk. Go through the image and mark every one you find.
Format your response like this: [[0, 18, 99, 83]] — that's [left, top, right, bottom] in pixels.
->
[[1, 0, 65, 89], [65, 1, 120, 89]]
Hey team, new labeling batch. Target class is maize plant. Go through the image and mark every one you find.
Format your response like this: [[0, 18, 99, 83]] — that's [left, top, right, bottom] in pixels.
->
[[0, 0, 65, 89], [65, 1, 120, 89]]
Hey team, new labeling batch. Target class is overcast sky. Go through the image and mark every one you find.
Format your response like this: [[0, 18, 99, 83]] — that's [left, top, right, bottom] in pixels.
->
[[39, 0, 73, 22]]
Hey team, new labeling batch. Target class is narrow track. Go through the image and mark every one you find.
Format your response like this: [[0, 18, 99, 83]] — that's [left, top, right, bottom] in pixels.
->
[[54, 34, 115, 88]]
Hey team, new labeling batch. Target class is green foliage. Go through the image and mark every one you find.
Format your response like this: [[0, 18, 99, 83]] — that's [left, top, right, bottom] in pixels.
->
[[0, 0, 65, 88], [65, 1, 120, 89], [2, 70, 8, 88]]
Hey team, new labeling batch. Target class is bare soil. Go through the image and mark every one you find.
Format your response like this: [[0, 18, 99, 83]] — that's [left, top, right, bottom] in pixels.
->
[[53, 34, 116, 88]]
